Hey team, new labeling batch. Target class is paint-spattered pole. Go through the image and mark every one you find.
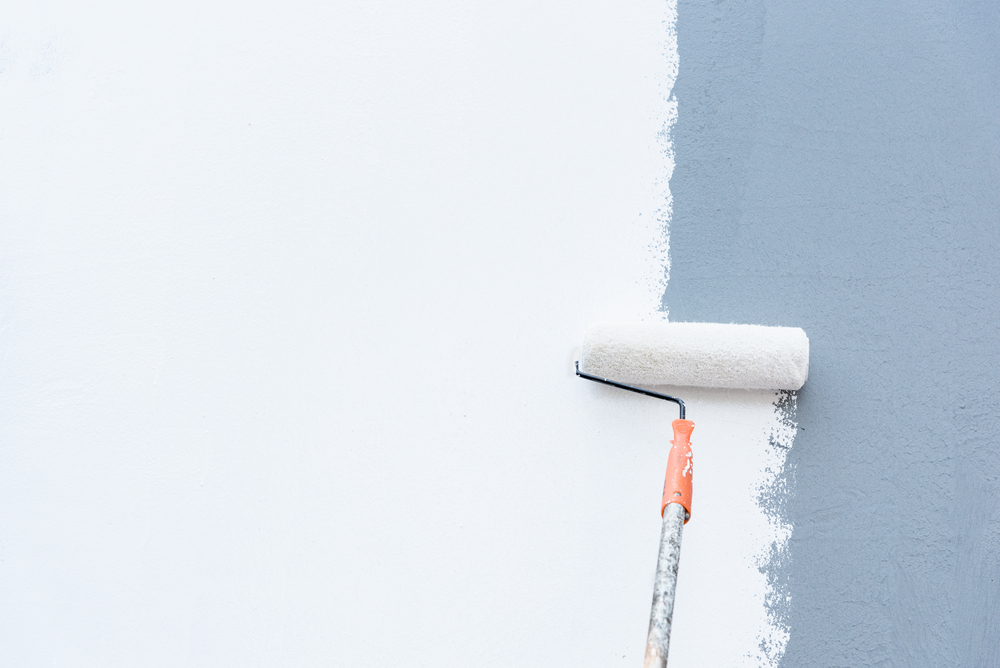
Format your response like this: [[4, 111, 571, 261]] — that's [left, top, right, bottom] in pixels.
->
[[644, 419, 695, 668], [643, 501, 686, 668]]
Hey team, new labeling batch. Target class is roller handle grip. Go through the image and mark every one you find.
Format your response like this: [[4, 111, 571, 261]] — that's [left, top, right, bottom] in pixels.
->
[[661, 419, 694, 523]]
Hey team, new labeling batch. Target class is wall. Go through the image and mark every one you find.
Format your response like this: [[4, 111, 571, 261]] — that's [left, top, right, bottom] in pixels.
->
[[7, 2, 986, 666], [666, 1, 1000, 666]]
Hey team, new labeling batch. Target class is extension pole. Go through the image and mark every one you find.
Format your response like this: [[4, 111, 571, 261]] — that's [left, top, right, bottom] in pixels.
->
[[643, 502, 685, 668], [644, 419, 695, 668]]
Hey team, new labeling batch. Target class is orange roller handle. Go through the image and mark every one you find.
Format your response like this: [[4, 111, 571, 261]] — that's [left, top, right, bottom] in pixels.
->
[[661, 419, 695, 523]]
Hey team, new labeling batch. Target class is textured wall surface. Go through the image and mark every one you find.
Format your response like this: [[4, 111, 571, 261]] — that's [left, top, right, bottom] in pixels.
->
[[664, 1, 1000, 665]]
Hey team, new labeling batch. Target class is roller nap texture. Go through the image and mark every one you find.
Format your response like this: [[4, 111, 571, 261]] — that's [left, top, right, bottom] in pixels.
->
[[580, 321, 809, 390]]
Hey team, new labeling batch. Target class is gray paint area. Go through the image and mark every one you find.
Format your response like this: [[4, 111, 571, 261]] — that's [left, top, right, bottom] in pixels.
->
[[663, 1, 999, 666]]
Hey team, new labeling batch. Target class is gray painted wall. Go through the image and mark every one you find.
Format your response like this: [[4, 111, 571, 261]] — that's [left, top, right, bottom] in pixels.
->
[[663, 1, 999, 666]]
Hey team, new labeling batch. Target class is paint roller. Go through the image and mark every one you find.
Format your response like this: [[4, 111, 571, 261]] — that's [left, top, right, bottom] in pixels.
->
[[575, 321, 809, 668]]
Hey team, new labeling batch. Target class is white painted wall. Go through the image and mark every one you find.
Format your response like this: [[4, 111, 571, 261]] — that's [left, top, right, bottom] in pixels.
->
[[1, 2, 790, 666]]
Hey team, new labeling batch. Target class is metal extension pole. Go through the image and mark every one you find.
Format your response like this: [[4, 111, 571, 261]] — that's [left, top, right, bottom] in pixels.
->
[[643, 501, 687, 668]]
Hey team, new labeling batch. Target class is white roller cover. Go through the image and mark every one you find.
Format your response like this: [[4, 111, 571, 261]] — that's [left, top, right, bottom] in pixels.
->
[[580, 321, 809, 390]]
